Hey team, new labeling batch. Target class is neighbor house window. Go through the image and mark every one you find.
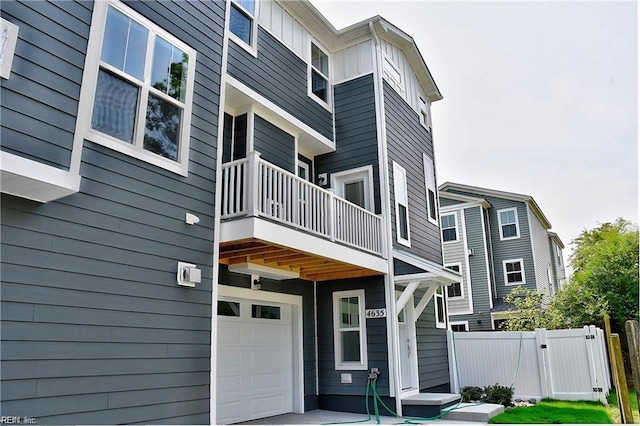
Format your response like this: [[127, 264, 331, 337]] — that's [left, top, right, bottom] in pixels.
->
[[77, 0, 196, 176], [450, 322, 468, 332], [310, 42, 329, 103], [445, 264, 463, 299], [423, 154, 437, 224], [503, 259, 525, 285], [419, 97, 431, 130], [393, 162, 410, 246], [333, 290, 368, 370], [229, 0, 256, 47], [435, 287, 446, 329], [441, 213, 458, 243], [498, 207, 520, 240]]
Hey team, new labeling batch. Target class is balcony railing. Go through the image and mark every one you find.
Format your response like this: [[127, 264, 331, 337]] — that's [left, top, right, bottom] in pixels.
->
[[221, 152, 384, 257]]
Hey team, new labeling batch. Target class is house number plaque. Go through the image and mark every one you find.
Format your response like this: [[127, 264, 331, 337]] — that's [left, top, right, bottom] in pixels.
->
[[365, 308, 386, 319]]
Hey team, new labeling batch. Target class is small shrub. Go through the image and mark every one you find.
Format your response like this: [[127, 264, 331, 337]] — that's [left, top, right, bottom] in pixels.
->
[[462, 386, 483, 402], [461, 384, 514, 406]]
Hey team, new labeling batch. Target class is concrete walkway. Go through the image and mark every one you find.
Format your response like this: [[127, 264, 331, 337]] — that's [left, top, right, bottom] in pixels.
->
[[236, 409, 488, 425]]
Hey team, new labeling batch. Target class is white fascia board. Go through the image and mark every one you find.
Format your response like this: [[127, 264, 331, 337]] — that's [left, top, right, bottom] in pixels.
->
[[1, 152, 81, 203], [438, 192, 491, 209], [393, 249, 460, 283], [220, 217, 388, 273]]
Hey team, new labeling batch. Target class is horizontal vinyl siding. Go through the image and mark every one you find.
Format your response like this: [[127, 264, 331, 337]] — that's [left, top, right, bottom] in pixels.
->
[[0, 0, 224, 423], [315, 74, 381, 213], [0, 0, 91, 169], [442, 209, 469, 314], [227, 27, 333, 140], [528, 206, 554, 302], [415, 290, 450, 390], [254, 114, 295, 173], [385, 81, 441, 264], [317, 277, 390, 396]]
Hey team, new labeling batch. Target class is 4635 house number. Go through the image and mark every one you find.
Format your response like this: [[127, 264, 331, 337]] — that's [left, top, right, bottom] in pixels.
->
[[365, 308, 387, 319]]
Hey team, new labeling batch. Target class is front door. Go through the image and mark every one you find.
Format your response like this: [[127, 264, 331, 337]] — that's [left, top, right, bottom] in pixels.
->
[[396, 292, 418, 393]]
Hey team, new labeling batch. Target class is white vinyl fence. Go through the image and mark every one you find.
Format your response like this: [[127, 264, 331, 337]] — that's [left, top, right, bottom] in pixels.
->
[[447, 326, 611, 403]]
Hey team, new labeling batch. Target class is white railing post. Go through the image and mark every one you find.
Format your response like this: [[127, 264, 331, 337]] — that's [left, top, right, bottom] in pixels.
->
[[327, 189, 335, 242], [247, 151, 261, 217]]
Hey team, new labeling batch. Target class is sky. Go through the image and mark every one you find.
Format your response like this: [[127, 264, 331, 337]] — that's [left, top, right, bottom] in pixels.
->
[[310, 0, 638, 268]]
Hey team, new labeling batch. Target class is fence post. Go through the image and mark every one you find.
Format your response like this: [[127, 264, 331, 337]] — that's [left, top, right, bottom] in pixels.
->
[[447, 331, 460, 393], [612, 334, 634, 423], [535, 328, 551, 399], [625, 320, 640, 414]]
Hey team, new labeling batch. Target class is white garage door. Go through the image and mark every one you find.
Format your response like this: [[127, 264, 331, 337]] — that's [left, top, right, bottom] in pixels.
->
[[216, 297, 294, 424]]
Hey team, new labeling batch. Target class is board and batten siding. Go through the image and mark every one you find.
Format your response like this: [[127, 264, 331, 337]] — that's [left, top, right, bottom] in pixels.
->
[[217, 266, 319, 410], [385, 81, 441, 264], [253, 114, 296, 173], [315, 74, 381, 213], [226, 28, 333, 140], [1, 0, 225, 423]]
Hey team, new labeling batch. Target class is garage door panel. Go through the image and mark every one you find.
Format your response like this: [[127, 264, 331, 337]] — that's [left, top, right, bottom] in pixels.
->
[[252, 394, 288, 416]]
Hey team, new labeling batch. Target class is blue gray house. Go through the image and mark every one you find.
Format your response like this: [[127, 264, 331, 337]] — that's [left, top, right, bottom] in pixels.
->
[[438, 183, 566, 332], [1, 0, 458, 423]]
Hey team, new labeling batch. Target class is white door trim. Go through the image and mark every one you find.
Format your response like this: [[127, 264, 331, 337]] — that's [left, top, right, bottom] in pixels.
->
[[396, 291, 419, 397], [217, 285, 305, 415]]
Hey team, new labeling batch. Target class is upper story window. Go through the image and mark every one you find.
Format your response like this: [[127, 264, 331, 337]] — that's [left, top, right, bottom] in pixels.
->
[[434, 287, 446, 329], [229, 0, 256, 47], [332, 166, 374, 212], [77, 0, 196, 176], [423, 155, 437, 225], [310, 42, 329, 104], [333, 290, 368, 370], [441, 213, 458, 243], [503, 259, 525, 285], [419, 97, 431, 131], [498, 207, 520, 240], [445, 264, 463, 299], [393, 162, 410, 246]]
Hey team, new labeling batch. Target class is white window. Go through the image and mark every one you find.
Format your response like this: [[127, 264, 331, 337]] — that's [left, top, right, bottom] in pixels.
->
[[333, 290, 368, 370], [441, 213, 458, 243], [76, 0, 196, 176], [383, 56, 403, 93], [503, 259, 525, 285], [309, 42, 330, 105], [331, 166, 374, 211], [419, 97, 431, 131], [393, 162, 410, 246], [229, 0, 257, 50], [450, 321, 468, 332], [423, 154, 437, 225], [1, 18, 19, 79], [445, 264, 463, 299], [498, 207, 520, 240], [434, 287, 446, 329]]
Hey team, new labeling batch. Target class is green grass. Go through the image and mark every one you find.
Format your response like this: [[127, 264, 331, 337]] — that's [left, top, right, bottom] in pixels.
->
[[489, 399, 612, 424], [607, 389, 639, 424]]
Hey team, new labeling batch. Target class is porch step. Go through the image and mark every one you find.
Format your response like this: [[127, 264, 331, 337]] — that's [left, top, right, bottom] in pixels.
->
[[401, 393, 461, 418], [442, 402, 505, 422]]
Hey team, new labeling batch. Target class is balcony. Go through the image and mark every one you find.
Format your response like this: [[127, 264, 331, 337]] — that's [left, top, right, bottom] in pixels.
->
[[219, 152, 387, 281]]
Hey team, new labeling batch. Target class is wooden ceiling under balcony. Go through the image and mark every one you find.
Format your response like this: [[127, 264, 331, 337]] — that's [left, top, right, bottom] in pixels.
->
[[219, 239, 384, 282]]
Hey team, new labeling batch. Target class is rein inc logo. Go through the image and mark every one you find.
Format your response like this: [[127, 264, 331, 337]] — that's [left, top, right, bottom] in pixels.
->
[[1, 417, 36, 424]]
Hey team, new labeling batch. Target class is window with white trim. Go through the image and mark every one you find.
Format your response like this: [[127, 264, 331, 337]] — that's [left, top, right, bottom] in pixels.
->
[[309, 42, 330, 104], [333, 290, 368, 370], [445, 264, 463, 299], [503, 259, 525, 285], [435, 287, 446, 329], [419, 97, 431, 131], [441, 213, 458, 243], [450, 322, 468, 332], [393, 162, 410, 246], [383, 56, 403, 94], [78, 0, 196, 175], [332, 166, 374, 212], [498, 207, 520, 240], [229, 0, 256, 48], [423, 154, 437, 224]]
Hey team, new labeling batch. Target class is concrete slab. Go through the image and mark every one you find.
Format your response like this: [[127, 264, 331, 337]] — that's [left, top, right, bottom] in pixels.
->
[[443, 403, 504, 422], [402, 393, 461, 406]]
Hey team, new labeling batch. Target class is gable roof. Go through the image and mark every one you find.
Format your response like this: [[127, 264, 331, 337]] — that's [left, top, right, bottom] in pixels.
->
[[438, 191, 491, 208], [282, 1, 442, 102], [439, 182, 553, 229]]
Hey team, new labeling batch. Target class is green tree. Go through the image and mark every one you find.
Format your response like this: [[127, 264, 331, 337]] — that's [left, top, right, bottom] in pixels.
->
[[503, 286, 563, 331], [553, 218, 639, 329]]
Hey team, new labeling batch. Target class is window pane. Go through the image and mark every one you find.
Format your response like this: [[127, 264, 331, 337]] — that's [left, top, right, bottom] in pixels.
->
[[443, 228, 457, 242], [341, 331, 361, 362], [503, 224, 517, 238], [441, 214, 455, 228], [398, 204, 408, 239], [236, 0, 255, 14], [344, 180, 365, 208], [92, 69, 139, 143], [436, 296, 445, 321], [311, 70, 327, 101], [152, 37, 189, 102], [230, 4, 252, 44], [102, 6, 147, 80], [428, 190, 436, 219], [312, 43, 328, 75], [340, 296, 359, 328], [218, 301, 240, 317], [508, 272, 523, 283], [252, 304, 281, 319], [500, 210, 515, 224], [447, 283, 461, 298], [144, 94, 181, 160]]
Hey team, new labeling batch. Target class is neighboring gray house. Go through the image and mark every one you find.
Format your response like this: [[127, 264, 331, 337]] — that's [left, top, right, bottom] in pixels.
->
[[438, 183, 566, 332], [1, 0, 459, 423]]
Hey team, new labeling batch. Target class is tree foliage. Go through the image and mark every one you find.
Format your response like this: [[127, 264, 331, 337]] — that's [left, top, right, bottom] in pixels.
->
[[503, 286, 563, 331]]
